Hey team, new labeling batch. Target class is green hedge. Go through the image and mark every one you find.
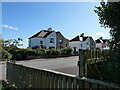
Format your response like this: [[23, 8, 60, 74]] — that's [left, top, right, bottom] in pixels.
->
[[46, 48, 60, 56], [11, 47, 73, 60], [60, 47, 73, 56], [86, 50, 120, 84]]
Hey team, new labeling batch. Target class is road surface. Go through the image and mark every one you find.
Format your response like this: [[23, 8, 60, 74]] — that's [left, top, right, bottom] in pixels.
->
[[17, 56, 79, 76], [0, 62, 6, 80]]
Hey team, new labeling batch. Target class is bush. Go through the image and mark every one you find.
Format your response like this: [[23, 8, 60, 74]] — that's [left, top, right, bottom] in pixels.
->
[[2, 48, 12, 61], [60, 47, 73, 56], [12, 49, 28, 60], [36, 48, 45, 56], [46, 49, 60, 56], [32, 46, 40, 49], [27, 49, 38, 56], [50, 48, 60, 56]]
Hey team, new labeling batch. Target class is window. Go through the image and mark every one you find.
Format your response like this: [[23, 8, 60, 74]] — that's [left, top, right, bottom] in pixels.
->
[[40, 41, 43, 45], [50, 38, 54, 43], [81, 44, 82, 47], [59, 39, 63, 44], [66, 43, 68, 47]]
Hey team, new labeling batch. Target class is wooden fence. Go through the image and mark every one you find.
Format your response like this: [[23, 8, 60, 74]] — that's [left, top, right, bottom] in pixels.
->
[[6, 62, 120, 89]]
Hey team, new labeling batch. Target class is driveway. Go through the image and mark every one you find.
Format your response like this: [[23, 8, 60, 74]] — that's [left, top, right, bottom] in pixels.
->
[[16, 56, 79, 76]]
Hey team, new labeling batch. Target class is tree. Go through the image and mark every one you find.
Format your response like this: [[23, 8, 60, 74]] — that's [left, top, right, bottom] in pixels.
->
[[94, 2, 120, 58], [2, 38, 23, 54], [0, 38, 23, 61], [94, 1, 120, 84]]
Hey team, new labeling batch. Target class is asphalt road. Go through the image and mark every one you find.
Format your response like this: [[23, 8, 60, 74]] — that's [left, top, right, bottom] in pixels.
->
[[17, 56, 79, 76], [0, 62, 6, 80]]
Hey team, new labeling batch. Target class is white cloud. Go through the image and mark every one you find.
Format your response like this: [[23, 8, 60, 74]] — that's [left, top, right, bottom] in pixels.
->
[[96, 32, 105, 37], [2, 25, 18, 30]]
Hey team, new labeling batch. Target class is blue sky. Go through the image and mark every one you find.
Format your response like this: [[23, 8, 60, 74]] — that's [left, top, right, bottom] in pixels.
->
[[2, 2, 110, 48]]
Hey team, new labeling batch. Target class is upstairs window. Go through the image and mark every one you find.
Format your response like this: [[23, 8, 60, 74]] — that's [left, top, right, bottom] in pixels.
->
[[50, 38, 54, 43], [81, 44, 82, 47], [59, 39, 63, 44], [40, 41, 43, 45]]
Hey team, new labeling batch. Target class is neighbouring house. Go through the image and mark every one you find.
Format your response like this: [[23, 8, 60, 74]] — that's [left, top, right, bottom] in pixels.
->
[[95, 38, 110, 50], [28, 28, 69, 49], [69, 33, 95, 54]]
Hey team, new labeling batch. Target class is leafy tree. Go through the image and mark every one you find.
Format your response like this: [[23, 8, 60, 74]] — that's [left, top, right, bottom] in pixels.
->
[[2, 38, 23, 54], [94, 1, 120, 84], [0, 38, 23, 61], [94, 2, 120, 58]]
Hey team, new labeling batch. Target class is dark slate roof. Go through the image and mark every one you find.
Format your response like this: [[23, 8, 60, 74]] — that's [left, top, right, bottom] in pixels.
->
[[83, 37, 89, 41], [102, 39, 108, 43], [95, 39, 101, 43], [95, 39, 109, 43], [70, 35, 90, 42], [28, 30, 53, 39], [70, 35, 80, 42]]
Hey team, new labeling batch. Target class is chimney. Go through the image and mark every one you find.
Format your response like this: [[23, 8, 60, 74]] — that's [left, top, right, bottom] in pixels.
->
[[48, 27, 52, 31]]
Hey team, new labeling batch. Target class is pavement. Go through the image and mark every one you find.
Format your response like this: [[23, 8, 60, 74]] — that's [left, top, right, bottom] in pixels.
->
[[0, 62, 6, 80], [16, 56, 79, 76]]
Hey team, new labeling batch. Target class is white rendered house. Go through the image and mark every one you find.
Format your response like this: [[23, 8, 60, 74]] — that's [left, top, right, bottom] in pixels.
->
[[28, 28, 69, 49], [95, 38, 109, 50], [69, 34, 95, 53]]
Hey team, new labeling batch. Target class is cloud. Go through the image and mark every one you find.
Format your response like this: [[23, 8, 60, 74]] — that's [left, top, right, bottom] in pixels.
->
[[96, 32, 105, 37], [2, 25, 18, 30]]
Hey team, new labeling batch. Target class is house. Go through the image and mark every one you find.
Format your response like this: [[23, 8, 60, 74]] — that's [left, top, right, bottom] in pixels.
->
[[95, 38, 109, 50], [69, 33, 95, 54], [28, 28, 69, 49]]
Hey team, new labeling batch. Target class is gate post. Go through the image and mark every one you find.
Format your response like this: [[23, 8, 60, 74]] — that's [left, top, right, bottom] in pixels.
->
[[78, 49, 87, 77]]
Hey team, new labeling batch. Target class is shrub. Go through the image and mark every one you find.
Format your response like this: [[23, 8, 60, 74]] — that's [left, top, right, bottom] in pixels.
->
[[50, 48, 60, 56], [36, 48, 45, 56], [46, 50, 51, 56], [32, 46, 39, 49], [45, 49, 60, 56], [12, 49, 28, 60], [27, 49, 38, 56], [60, 47, 73, 56], [2, 48, 12, 61]]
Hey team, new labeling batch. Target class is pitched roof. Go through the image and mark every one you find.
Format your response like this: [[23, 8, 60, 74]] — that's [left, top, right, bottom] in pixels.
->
[[70, 35, 90, 42], [70, 35, 80, 41], [95, 39, 109, 43], [28, 30, 53, 39], [56, 32, 69, 41]]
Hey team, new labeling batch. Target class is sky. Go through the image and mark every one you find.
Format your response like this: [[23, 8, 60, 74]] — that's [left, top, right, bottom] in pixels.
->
[[2, 2, 110, 48]]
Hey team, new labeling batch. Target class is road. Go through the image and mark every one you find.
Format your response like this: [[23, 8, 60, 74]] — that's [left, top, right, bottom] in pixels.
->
[[0, 62, 6, 80], [17, 56, 79, 76]]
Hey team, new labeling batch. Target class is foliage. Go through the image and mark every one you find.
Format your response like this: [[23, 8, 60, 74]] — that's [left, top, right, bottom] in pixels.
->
[[60, 47, 73, 56], [1, 48, 12, 61], [12, 49, 28, 60], [94, 2, 120, 58], [94, 2, 120, 84], [2, 38, 23, 54], [85, 50, 120, 84], [0, 38, 23, 61], [32, 46, 40, 49], [36, 48, 46, 56], [27, 49, 37, 56], [46, 48, 60, 56]]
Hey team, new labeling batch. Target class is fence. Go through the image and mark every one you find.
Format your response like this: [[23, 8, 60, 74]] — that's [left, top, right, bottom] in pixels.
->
[[6, 62, 120, 89]]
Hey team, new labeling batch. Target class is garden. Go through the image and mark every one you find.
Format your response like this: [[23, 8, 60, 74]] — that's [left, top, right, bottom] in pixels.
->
[[0, 38, 73, 61]]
